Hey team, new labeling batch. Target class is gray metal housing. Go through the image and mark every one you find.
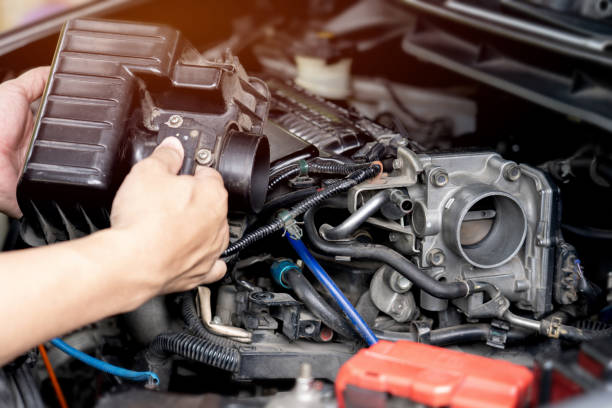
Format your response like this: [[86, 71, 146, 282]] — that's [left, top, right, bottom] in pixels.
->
[[349, 148, 557, 317]]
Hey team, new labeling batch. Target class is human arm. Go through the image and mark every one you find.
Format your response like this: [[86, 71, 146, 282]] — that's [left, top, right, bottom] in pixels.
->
[[0, 128, 229, 365]]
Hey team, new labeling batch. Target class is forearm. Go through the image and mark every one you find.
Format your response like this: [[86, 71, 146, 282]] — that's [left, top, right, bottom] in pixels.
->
[[0, 229, 149, 365]]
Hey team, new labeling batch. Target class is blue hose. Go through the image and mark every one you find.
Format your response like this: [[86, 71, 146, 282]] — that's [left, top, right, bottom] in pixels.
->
[[50, 338, 159, 384], [287, 237, 378, 346]]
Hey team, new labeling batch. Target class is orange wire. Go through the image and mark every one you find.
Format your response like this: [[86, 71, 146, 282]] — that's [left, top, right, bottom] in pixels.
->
[[38, 344, 69, 408]]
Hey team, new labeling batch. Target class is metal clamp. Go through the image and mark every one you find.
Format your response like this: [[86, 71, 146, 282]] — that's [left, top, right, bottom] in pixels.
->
[[486, 320, 510, 349], [547, 316, 563, 339], [279, 210, 303, 240]]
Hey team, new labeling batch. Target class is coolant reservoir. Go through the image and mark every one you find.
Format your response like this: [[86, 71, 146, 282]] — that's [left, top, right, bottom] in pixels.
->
[[295, 55, 352, 100], [293, 31, 354, 100]]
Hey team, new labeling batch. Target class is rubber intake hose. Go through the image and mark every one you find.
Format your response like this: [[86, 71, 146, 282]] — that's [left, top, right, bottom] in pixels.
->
[[283, 267, 357, 340], [181, 292, 240, 348], [150, 332, 240, 372], [223, 164, 381, 257], [304, 208, 471, 299], [287, 236, 378, 346], [50, 338, 159, 384]]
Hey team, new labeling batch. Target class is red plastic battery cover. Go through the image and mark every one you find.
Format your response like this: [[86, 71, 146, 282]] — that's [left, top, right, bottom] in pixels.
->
[[336, 340, 534, 408]]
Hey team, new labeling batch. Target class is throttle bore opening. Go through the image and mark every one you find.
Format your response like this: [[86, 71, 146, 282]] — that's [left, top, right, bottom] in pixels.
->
[[460, 196, 495, 246], [456, 192, 527, 269]]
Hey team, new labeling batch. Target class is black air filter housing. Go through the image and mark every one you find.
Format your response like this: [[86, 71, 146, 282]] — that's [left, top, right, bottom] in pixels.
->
[[17, 18, 270, 245]]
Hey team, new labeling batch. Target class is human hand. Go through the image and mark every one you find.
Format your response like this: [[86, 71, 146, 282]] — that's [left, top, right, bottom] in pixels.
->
[[109, 137, 229, 300], [0, 67, 50, 218]]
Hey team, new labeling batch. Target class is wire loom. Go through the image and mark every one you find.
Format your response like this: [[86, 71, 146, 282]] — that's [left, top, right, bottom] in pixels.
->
[[222, 163, 382, 257], [150, 332, 241, 373]]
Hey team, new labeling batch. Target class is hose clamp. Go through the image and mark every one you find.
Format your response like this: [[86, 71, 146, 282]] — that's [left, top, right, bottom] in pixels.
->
[[547, 316, 563, 339], [270, 260, 300, 289], [298, 160, 309, 176], [279, 210, 303, 240], [461, 280, 472, 297]]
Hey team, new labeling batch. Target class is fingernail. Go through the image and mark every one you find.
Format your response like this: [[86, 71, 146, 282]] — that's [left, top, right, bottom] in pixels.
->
[[158, 136, 184, 155]]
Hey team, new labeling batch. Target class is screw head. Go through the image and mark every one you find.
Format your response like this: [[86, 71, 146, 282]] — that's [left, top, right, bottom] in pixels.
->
[[392, 159, 403, 170], [196, 149, 213, 166], [167, 114, 183, 128], [427, 248, 445, 266], [504, 163, 521, 182], [430, 169, 449, 187], [397, 277, 412, 291]]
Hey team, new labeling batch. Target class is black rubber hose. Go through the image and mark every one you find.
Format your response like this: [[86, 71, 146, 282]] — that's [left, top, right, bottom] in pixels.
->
[[222, 165, 381, 257], [375, 324, 529, 346], [284, 268, 356, 340], [303, 208, 472, 299], [429, 324, 528, 346], [150, 332, 240, 372], [268, 159, 369, 191], [180, 292, 240, 348], [430, 324, 490, 345]]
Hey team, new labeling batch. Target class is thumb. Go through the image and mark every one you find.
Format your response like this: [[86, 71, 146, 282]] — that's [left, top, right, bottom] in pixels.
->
[[148, 137, 184, 174]]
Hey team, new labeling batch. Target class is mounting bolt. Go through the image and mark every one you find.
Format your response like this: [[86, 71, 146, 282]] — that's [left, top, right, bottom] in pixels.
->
[[389, 232, 401, 242], [397, 277, 412, 291], [167, 114, 183, 128], [504, 163, 522, 182], [196, 149, 213, 166], [392, 158, 403, 170], [427, 248, 445, 266], [430, 168, 449, 187]]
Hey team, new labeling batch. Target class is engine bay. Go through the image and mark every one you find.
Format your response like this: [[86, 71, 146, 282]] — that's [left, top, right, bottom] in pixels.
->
[[3, 1, 612, 407]]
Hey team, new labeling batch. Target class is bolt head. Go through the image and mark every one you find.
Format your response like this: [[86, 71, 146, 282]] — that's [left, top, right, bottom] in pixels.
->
[[504, 163, 521, 181], [430, 169, 449, 187], [196, 149, 213, 166], [389, 232, 400, 242], [392, 159, 403, 170], [427, 249, 445, 266], [167, 114, 183, 128], [397, 277, 411, 290]]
